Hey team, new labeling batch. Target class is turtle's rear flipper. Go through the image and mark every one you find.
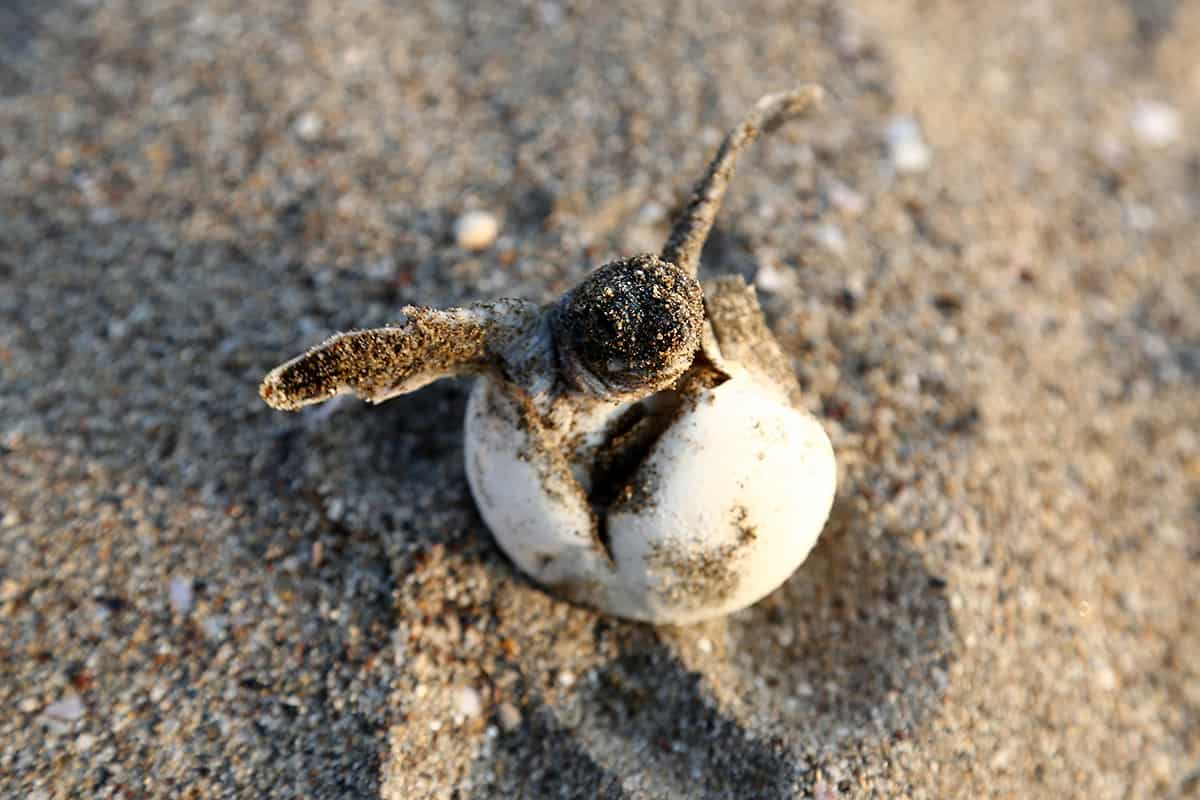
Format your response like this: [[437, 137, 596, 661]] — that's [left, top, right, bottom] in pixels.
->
[[660, 86, 823, 278]]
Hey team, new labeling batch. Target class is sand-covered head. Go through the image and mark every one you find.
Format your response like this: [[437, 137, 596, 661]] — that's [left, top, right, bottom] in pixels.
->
[[552, 254, 704, 398]]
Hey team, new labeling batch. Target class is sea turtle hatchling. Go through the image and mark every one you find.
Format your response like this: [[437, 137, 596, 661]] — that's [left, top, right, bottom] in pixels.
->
[[261, 86, 836, 624]]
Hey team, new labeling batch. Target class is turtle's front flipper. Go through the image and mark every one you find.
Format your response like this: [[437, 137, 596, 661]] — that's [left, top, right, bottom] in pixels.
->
[[660, 85, 823, 278], [260, 299, 540, 411]]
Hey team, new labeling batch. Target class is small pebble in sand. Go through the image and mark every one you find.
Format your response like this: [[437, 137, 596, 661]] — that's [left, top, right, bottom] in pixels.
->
[[202, 614, 228, 641], [812, 222, 847, 256], [637, 202, 668, 225], [454, 210, 501, 251], [1131, 101, 1180, 147], [754, 258, 792, 293], [826, 179, 866, 217], [294, 111, 325, 142], [1126, 204, 1156, 233], [169, 576, 194, 615], [813, 778, 838, 800], [497, 702, 523, 732], [455, 686, 483, 720], [44, 695, 84, 722], [0, 577, 20, 601], [885, 116, 932, 173]]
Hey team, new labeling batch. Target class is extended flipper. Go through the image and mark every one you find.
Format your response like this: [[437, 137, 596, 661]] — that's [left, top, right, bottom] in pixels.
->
[[660, 85, 824, 278], [260, 299, 540, 411]]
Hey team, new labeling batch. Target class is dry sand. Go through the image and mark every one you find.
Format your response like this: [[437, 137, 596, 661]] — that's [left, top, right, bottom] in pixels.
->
[[1, 1, 1197, 798]]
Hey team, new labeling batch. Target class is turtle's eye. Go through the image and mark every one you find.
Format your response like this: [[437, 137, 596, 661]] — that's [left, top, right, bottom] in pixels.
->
[[554, 254, 704, 397]]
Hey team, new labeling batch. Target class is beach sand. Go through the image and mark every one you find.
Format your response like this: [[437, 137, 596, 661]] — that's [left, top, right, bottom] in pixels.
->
[[1, 1, 1197, 797]]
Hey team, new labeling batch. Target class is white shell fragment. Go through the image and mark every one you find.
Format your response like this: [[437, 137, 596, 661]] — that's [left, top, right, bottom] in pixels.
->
[[454, 210, 501, 251], [261, 86, 837, 623], [44, 695, 85, 722], [885, 116, 932, 173], [1130, 100, 1180, 148], [169, 576, 194, 615]]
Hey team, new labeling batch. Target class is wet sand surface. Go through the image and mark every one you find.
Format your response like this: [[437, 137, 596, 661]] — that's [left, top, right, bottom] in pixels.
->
[[1, 1, 1197, 797]]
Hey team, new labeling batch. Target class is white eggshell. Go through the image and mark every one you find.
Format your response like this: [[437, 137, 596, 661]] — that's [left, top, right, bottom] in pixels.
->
[[605, 373, 836, 623], [463, 371, 836, 624], [463, 380, 615, 589]]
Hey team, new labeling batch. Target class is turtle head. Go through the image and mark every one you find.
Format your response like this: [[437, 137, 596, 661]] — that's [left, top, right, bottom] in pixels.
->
[[552, 254, 704, 399]]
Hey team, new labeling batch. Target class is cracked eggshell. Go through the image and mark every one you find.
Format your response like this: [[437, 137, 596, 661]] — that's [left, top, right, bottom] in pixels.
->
[[463, 379, 620, 592], [606, 370, 836, 624], [464, 369, 836, 625]]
